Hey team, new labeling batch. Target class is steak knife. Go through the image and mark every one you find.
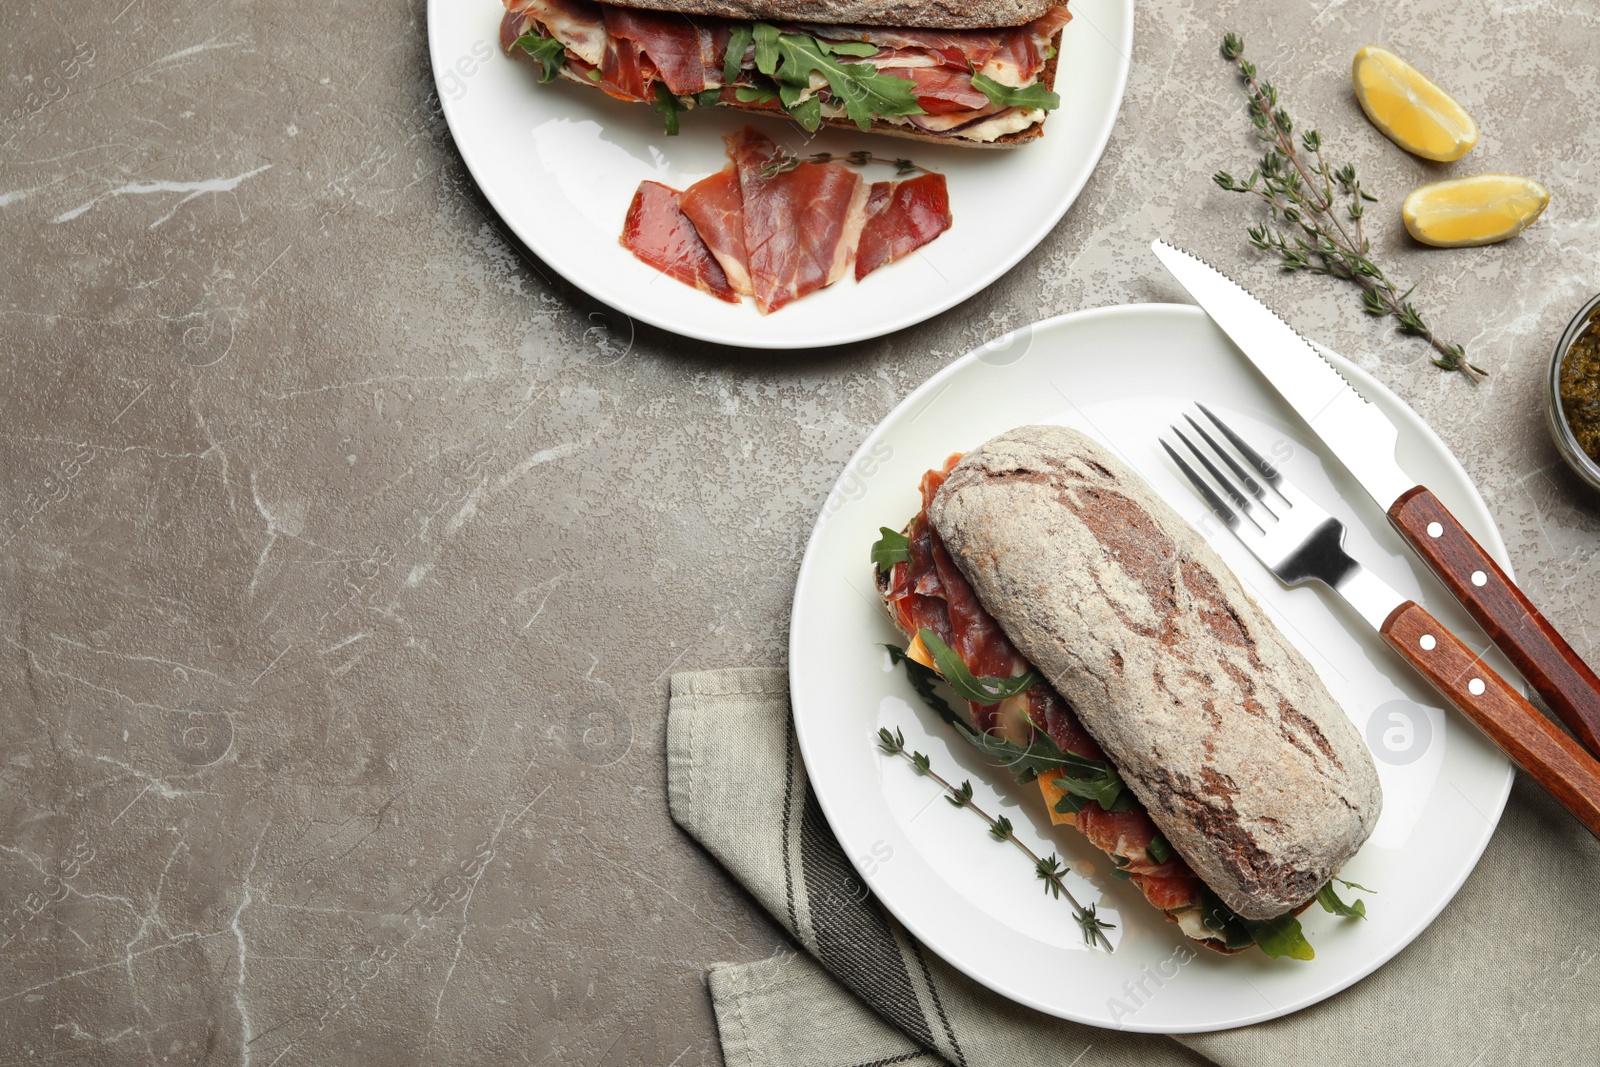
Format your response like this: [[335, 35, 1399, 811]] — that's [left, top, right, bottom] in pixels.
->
[[1153, 238, 1600, 757]]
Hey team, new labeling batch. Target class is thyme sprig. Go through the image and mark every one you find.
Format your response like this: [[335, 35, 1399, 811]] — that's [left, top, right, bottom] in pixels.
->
[[1214, 33, 1485, 382], [876, 727, 1115, 951], [761, 150, 925, 179]]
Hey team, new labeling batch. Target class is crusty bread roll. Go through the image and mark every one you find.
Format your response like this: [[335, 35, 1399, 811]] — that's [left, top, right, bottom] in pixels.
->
[[598, 0, 1061, 30], [927, 425, 1382, 920]]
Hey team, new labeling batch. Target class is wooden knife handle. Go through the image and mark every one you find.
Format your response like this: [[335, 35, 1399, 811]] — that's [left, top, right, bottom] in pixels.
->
[[1389, 486, 1600, 758], [1382, 601, 1600, 838]]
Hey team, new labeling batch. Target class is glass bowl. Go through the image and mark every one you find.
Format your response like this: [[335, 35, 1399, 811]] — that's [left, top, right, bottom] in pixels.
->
[[1548, 291, 1600, 493]]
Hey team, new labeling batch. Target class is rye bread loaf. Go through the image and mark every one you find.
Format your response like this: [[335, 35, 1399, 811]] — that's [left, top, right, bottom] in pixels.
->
[[927, 425, 1382, 919], [610, 0, 1060, 30]]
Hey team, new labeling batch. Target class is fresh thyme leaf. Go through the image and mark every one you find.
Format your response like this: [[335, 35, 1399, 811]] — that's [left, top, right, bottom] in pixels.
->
[[1240, 913, 1315, 960], [1146, 833, 1172, 865], [1315, 880, 1367, 920], [750, 23, 923, 132], [513, 32, 567, 84], [917, 629, 1036, 706], [969, 72, 1060, 112], [872, 728, 1113, 951], [871, 527, 912, 572], [1218, 32, 1484, 382], [1075, 902, 1115, 947], [723, 24, 753, 85], [652, 83, 683, 135]]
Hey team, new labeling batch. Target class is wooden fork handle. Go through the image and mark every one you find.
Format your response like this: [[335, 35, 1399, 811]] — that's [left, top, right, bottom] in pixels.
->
[[1382, 600, 1600, 838], [1389, 487, 1600, 758]]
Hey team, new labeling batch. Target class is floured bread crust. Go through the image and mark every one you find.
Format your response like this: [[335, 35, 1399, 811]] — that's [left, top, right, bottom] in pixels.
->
[[928, 425, 1382, 919]]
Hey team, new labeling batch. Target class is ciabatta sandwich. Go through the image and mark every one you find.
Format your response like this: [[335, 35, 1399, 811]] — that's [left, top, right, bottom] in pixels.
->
[[501, 0, 1070, 146], [874, 425, 1383, 957]]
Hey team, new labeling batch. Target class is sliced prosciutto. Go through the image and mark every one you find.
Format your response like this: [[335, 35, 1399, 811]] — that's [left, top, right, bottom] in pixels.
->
[[620, 180, 738, 302], [728, 129, 868, 314], [679, 167, 752, 296], [503, 0, 1070, 145], [855, 173, 951, 281], [882, 454, 1214, 932]]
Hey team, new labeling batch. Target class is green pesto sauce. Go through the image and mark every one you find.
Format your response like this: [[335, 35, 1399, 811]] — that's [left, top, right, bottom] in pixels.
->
[[1562, 310, 1600, 464]]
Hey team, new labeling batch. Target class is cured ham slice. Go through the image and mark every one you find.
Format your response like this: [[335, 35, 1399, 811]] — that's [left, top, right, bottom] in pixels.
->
[[620, 181, 738, 302], [855, 174, 952, 281], [604, 7, 707, 94], [679, 167, 752, 296], [727, 129, 868, 315], [883, 454, 1210, 928]]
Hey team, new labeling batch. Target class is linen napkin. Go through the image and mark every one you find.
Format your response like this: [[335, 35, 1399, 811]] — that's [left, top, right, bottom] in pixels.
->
[[667, 668, 1600, 1067]]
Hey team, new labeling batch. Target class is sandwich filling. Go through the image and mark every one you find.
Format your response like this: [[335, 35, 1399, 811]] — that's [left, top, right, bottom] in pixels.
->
[[501, 0, 1070, 142], [877, 456, 1367, 958]]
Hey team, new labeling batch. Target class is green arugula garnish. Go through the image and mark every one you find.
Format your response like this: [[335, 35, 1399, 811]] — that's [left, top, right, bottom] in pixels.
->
[[917, 629, 1036, 706], [694, 89, 721, 108], [871, 527, 911, 572], [1145, 833, 1172, 865], [586, 68, 603, 81], [1240, 913, 1315, 961], [1315, 878, 1371, 920], [724, 24, 753, 85], [734, 85, 777, 105], [884, 643, 1128, 803], [750, 22, 923, 132], [513, 32, 567, 84], [1048, 757, 1133, 814], [1195, 887, 1256, 952], [1196, 887, 1314, 959], [970, 72, 1060, 112], [652, 83, 683, 135], [825, 40, 880, 57]]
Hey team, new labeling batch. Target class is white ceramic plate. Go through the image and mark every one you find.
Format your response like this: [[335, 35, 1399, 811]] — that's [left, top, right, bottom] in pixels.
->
[[427, 0, 1133, 348], [790, 304, 1516, 1032]]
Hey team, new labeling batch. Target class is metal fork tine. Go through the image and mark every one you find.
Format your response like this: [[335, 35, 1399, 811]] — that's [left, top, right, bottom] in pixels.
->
[[1177, 425, 1260, 524], [1196, 403, 1281, 488], [1161, 439, 1237, 530], [1183, 414, 1270, 508]]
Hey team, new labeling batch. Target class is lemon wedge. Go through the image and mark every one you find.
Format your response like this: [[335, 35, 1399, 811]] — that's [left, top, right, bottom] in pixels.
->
[[1402, 175, 1550, 247], [1352, 45, 1478, 162]]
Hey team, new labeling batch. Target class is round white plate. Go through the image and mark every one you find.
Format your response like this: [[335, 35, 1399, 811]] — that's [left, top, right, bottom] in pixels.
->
[[427, 0, 1133, 348], [790, 303, 1516, 1032]]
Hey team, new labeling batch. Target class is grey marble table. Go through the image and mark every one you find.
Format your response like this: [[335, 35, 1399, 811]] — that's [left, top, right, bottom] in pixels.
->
[[2, 0, 1597, 1063]]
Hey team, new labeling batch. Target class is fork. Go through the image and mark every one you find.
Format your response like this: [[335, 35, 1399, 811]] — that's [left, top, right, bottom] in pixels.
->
[[1162, 404, 1600, 838]]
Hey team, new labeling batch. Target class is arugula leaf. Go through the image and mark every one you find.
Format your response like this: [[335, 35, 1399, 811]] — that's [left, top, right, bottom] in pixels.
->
[[871, 527, 912, 572], [1048, 762, 1127, 812], [970, 72, 1061, 112], [886, 644, 1073, 783], [751, 23, 923, 132], [1194, 887, 1255, 951], [586, 69, 603, 81], [694, 89, 721, 108], [1240, 913, 1315, 960], [513, 32, 567, 84], [734, 84, 777, 104], [652, 84, 683, 135], [824, 40, 880, 57], [1315, 880, 1367, 920], [724, 24, 753, 85], [1334, 877, 1376, 893], [917, 629, 1036, 706], [1145, 833, 1172, 865]]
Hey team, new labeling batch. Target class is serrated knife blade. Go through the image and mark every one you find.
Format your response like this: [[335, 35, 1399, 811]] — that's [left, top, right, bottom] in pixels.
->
[[1151, 239, 1415, 508], [1153, 236, 1600, 761]]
